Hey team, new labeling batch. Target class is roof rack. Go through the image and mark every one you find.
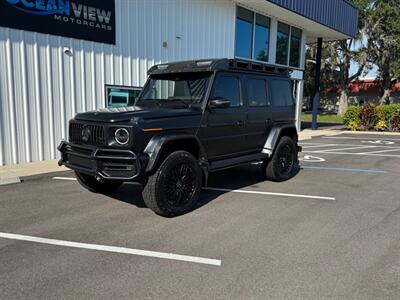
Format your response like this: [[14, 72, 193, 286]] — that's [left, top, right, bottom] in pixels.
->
[[147, 58, 292, 76], [227, 59, 290, 75]]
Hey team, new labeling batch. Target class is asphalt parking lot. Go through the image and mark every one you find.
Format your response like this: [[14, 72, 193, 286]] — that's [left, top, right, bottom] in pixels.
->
[[1, 133, 400, 299]]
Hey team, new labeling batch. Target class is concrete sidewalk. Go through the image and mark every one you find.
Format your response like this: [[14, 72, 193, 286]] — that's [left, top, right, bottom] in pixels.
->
[[1, 128, 399, 185], [0, 160, 67, 186]]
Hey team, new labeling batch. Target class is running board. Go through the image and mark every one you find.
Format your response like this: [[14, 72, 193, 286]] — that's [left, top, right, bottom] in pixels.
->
[[209, 153, 268, 171]]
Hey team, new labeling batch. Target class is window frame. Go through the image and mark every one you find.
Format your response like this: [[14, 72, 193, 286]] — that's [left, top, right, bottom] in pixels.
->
[[104, 84, 142, 108], [289, 27, 302, 68], [235, 5, 271, 64], [275, 22, 303, 69]]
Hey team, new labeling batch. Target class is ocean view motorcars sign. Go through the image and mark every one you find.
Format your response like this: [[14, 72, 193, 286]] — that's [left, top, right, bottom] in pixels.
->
[[0, 0, 115, 44]]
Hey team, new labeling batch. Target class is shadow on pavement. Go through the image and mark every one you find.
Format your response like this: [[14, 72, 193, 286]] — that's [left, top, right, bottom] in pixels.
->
[[103, 163, 300, 213]]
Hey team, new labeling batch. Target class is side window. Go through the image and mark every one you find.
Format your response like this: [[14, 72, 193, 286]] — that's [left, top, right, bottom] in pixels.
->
[[270, 80, 294, 107], [212, 75, 241, 107], [247, 78, 267, 107]]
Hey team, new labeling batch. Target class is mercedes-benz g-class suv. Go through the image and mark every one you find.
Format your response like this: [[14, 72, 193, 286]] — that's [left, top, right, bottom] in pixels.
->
[[58, 59, 301, 217]]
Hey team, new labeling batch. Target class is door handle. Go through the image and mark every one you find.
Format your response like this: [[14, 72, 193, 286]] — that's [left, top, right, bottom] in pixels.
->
[[236, 120, 244, 126]]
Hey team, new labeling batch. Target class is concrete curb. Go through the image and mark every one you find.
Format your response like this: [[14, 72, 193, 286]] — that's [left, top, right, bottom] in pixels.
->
[[299, 129, 400, 141], [299, 129, 342, 141], [0, 176, 21, 186], [0, 160, 67, 182], [340, 130, 400, 136]]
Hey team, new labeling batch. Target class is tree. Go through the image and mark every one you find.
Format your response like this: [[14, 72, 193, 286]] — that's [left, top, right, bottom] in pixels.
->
[[326, 39, 368, 115], [365, 0, 400, 103], [304, 0, 370, 116], [330, 0, 371, 115]]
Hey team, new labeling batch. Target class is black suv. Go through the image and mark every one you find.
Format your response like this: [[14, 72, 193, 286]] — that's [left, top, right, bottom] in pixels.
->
[[59, 59, 301, 217]]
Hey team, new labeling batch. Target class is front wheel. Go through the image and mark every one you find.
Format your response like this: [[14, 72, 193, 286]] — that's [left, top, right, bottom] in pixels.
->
[[142, 151, 202, 217], [75, 171, 123, 193], [263, 136, 298, 182]]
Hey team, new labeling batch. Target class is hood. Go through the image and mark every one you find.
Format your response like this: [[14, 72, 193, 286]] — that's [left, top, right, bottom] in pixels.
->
[[74, 106, 203, 128]]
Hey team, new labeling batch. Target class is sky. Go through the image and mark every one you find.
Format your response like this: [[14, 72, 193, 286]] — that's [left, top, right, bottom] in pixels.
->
[[350, 62, 378, 79], [349, 36, 378, 80]]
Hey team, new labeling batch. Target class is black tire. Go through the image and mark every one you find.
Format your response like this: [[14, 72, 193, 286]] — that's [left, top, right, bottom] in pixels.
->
[[75, 171, 123, 193], [142, 151, 202, 217], [264, 136, 298, 182]]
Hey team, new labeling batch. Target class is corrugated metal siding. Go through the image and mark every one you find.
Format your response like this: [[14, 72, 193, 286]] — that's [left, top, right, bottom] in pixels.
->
[[0, 0, 236, 166], [268, 0, 359, 37]]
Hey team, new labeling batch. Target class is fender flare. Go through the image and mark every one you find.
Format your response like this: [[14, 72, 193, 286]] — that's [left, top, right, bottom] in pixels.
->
[[143, 134, 208, 176], [262, 124, 298, 156]]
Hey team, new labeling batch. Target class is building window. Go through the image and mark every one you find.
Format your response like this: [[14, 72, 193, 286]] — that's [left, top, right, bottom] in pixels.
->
[[105, 85, 142, 108], [254, 14, 270, 61], [235, 7, 253, 59], [289, 27, 302, 68], [276, 22, 290, 65], [235, 6, 270, 62], [276, 22, 302, 67]]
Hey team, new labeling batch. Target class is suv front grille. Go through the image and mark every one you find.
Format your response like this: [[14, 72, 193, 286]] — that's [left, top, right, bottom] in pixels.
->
[[69, 123, 106, 146]]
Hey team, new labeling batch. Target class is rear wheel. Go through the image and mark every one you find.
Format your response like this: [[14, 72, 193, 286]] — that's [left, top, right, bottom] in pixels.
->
[[142, 151, 202, 217], [263, 136, 298, 182], [75, 171, 123, 193]]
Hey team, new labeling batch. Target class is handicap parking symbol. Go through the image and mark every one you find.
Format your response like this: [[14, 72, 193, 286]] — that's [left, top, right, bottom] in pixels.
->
[[299, 155, 326, 163]]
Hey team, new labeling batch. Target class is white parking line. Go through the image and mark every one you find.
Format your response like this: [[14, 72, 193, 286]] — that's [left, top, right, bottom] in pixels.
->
[[302, 150, 400, 158], [359, 148, 400, 155], [301, 144, 338, 149], [53, 176, 77, 181], [318, 145, 377, 152], [0, 232, 222, 267], [323, 136, 400, 141], [53, 177, 336, 201], [204, 187, 335, 201]]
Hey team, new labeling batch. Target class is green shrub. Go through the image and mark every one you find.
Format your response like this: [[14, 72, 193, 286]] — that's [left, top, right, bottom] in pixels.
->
[[376, 104, 400, 127], [348, 120, 361, 131], [344, 104, 400, 132], [360, 102, 377, 130], [343, 106, 361, 127], [374, 119, 387, 131], [389, 110, 400, 132]]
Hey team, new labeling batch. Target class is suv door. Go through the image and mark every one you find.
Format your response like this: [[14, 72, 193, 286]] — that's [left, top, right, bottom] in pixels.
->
[[243, 76, 273, 151], [204, 72, 247, 159]]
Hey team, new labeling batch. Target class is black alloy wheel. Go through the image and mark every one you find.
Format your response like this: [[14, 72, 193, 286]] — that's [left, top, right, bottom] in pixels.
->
[[264, 136, 298, 182], [164, 163, 197, 208], [277, 144, 295, 176], [142, 151, 202, 217]]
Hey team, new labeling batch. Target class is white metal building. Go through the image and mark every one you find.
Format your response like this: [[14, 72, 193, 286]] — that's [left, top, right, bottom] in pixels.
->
[[0, 0, 358, 166]]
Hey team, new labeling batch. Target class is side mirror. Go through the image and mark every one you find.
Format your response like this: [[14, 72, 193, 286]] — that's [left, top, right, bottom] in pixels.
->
[[208, 99, 231, 109]]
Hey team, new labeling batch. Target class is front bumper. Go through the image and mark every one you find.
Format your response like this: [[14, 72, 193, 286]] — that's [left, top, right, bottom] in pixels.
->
[[58, 141, 144, 180]]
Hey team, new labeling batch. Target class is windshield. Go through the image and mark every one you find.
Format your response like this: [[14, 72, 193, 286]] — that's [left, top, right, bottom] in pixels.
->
[[136, 72, 211, 108]]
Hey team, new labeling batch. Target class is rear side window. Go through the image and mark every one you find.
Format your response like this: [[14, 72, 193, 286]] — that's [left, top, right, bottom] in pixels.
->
[[247, 78, 268, 107], [270, 79, 293, 107], [212, 75, 241, 107]]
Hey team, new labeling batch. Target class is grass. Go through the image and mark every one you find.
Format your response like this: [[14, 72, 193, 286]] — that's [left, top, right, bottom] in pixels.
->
[[301, 113, 343, 124]]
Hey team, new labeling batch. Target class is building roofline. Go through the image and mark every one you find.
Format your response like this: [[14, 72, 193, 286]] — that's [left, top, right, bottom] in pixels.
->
[[266, 0, 359, 38]]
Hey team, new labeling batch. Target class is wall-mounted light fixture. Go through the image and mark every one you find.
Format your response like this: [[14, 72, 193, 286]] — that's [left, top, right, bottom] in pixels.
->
[[63, 47, 73, 57]]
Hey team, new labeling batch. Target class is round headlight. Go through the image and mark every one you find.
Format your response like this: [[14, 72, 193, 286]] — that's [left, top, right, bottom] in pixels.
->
[[114, 128, 130, 145]]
